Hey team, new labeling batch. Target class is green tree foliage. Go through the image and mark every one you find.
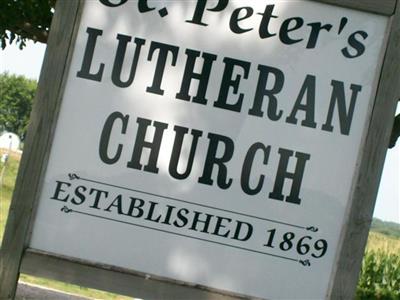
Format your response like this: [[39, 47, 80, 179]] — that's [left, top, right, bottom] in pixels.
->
[[371, 218, 400, 239], [0, 0, 56, 49], [0, 72, 37, 140]]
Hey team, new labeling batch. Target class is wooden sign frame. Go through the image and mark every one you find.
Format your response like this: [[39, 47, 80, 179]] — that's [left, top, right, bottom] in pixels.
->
[[1, 0, 400, 299]]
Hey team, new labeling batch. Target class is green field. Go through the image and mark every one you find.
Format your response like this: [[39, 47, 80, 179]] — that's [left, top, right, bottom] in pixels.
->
[[357, 232, 400, 300], [366, 231, 400, 254], [0, 150, 20, 242], [1, 150, 399, 299]]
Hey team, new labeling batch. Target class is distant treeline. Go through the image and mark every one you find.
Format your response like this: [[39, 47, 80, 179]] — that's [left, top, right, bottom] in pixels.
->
[[371, 218, 400, 239]]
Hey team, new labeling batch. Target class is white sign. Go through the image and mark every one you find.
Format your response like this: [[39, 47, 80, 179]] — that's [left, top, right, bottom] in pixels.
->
[[29, 1, 388, 298]]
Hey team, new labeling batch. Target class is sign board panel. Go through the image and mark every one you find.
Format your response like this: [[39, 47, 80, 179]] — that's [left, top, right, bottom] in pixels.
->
[[1, 0, 400, 299]]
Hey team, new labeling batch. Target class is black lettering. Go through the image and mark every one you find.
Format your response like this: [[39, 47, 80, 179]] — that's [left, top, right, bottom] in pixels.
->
[[279, 17, 304, 45], [258, 5, 278, 39], [138, 0, 155, 13], [342, 31, 368, 59], [169, 126, 203, 180], [306, 22, 332, 49], [241, 143, 270, 195], [176, 49, 217, 105], [51, 181, 71, 202], [321, 80, 362, 135], [127, 197, 145, 217], [186, 0, 228, 26], [189, 211, 214, 233], [213, 216, 232, 237], [286, 75, 317, 128], [146, 42, 179, 95], [232, 221, 253, 241], [269, 149, 310, 205], [198, 133, 234, 189], [248, 64, 284, 120], [127, 118, 168, 173], [71, 185, 87, 205], [111, 35, 145, 88], [99, 0, 128, 7], [161, 205, 176, 225], [99, 112, 129, 164], [104, 194, 125, 214], [230, 7, 254, 34], [76, 27, 104, 82], [173, 208, 190, 227], [145, 201, 162, 222], [214, 57, 251, 112], [89, 188, 109, 209]]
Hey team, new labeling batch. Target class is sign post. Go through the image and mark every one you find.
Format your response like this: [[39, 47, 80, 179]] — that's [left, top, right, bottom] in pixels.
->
[[1, 1, 400, 299]]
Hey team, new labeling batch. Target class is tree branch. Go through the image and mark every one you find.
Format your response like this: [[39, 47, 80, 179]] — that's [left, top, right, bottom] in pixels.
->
[[6, 22, 48, 44]]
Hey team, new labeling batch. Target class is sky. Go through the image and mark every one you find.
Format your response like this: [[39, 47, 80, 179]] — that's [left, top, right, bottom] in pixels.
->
[[0, 41, 399, 224]]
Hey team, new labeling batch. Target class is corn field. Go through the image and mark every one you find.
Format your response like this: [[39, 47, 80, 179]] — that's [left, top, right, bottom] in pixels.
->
[[356, 231, 400, 299]]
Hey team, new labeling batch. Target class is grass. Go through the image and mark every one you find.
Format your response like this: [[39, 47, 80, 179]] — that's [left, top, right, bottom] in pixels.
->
[[0, 149, 20, 241], [18, 274, 132, 300], [1, 149, 399, 299]]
